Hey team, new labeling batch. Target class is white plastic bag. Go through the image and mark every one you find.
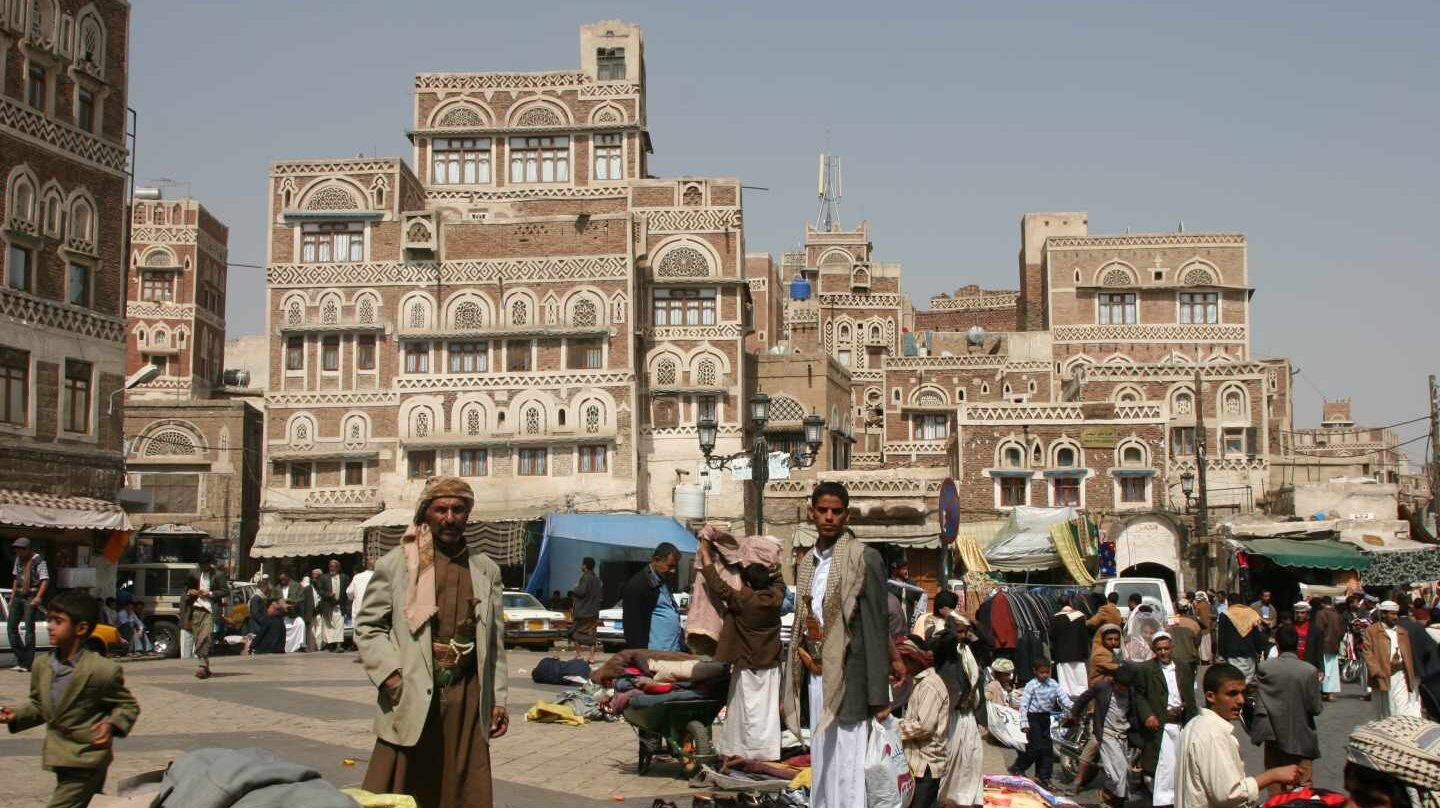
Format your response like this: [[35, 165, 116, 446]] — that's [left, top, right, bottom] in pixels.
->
[[986, 700, 1028, 751], [864, 716, 914, 808]]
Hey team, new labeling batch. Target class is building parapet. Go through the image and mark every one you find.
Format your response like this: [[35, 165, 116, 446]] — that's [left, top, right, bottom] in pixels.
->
[[960, 402, 1164, 424], [1045, 232, 1246, 250], [1053, 324, 1247, 344]]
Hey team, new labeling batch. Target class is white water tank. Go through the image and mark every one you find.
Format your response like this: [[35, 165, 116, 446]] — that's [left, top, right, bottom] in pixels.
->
[[673, 484, 707, 521]]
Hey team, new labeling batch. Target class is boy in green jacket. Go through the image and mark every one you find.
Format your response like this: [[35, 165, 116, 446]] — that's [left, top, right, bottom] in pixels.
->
[[1, 590, 140, 808]]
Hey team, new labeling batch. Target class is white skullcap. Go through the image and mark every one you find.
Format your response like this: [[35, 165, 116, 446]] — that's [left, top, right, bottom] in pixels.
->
[[1379, 600, 1401, 612], [1294, 601, 1311, 611], [1151, 631, 1172, 646]]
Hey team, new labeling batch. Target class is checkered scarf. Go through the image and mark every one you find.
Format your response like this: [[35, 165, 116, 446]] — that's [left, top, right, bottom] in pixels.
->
[[1347, 716, 1440, 808]]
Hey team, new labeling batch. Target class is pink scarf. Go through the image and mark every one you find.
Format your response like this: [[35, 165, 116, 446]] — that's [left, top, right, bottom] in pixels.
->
[[402, 523, 437, 634]]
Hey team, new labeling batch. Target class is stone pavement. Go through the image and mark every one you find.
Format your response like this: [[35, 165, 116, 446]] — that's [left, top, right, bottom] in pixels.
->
[[0, 648, 1011, 807]]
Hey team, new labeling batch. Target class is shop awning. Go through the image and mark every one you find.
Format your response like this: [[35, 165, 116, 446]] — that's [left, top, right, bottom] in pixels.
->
[[136, 523, 208, 537], [251, 519, 364, 558], [364, 511, 533, 566], [1235, 537, 1372, 571], [0, 489, 130, 531], [525, 513, 697, 597]]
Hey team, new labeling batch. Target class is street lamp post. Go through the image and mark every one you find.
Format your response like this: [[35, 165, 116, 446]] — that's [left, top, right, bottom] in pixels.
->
[[698, 392, 824, 534]]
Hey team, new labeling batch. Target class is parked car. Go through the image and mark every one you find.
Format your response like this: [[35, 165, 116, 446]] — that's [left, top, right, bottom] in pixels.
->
[[501, 591, 569, 649], [596, 591, 694, 651], [0, 588, 52, 653], [1, 589, 126, 657]]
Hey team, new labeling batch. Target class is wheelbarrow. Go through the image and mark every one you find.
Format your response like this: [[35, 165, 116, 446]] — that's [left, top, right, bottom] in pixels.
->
[[622, 697, 725, 777]]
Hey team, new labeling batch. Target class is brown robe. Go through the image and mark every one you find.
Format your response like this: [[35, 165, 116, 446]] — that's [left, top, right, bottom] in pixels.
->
[[363, 540, 492, 808]]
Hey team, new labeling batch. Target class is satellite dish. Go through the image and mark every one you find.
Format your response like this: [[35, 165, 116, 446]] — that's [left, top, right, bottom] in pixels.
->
[[967, 326, 985, 346]]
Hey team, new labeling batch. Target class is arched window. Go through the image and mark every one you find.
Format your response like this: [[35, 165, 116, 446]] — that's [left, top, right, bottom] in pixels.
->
[[143, 429, 196, 457], [524, 406, 541, 435], [12, 178, 35, 223], [695, 359, 718, 387], [655, 358, 677, 385], [357, 296, 376, 324], [869, 324, 882, 343], [557, 409, 567, 428], [544, 297, 558, 325], [153, 329, 168, 347], [510, 299, 528, 326], [78, 15, 105, 69], [1056, 446, 1077, 467], [1002, 444, 1024, 469], [612, 295, 627, 323], [656, 246, 710, 278], [465, 406, 482, 436], [838, 323, 851, 344], [69, 197, 94, 242], [345, 416, 366, 447], [453, 301, 483, 330], [414, 410, 431, 438], [584, 404, 602, 433], [320, 297, 339, 324], [1121, 443, 1146, 466], [1173, 390, 1194, 416], [286, 300, 303, 326], [1224, 389, 1245, 417], [572, 298, 598, 328], [407, 300, 428, 329]]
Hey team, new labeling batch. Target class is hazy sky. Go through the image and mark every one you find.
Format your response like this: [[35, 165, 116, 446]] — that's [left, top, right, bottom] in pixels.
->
[[130, 0, 1438, 446]]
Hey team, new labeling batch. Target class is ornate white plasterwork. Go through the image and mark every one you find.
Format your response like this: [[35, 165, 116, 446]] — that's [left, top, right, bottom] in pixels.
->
[[0, 96, 128, 175], [396, 371, 634, 392], [747, 278, 768, 292], [638, 208, 742, 234], [926, 292, 1019, 311], [1080, 362, 1269, 381], [883, 355, 1008, 370], [131, 225, 195, 245], [272, 159, 399, 177], [268, 256, 630, 288], [1046, 233, 1246, 249], [816, 293, 903, 308], [884, 441, 950, 455], [0, 287, 124, 342], [266, 391, 400, 409], [424, 186, 629, 204], [960, 402, 1163, 424], [784, 305, 818, 325], [644, 324, 743, 340], [1052, 324, 1247, 343]]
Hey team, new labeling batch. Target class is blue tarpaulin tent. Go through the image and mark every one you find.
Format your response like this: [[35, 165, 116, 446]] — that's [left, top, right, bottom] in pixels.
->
[[524, 513, 698, 598]]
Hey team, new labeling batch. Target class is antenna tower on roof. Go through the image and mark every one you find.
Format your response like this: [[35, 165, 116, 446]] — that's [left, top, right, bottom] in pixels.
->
[[815, 150, 842, 233]]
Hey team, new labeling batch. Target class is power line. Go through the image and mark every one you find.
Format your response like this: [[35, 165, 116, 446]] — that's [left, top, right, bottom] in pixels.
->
[[1279, 414, 1431, 435], [1285, 431, 1430, 459]]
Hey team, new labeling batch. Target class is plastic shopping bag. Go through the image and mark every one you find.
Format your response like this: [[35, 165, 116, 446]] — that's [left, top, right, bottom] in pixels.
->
[[986, 700, 1028, 752], [864, 716, 915, 808]]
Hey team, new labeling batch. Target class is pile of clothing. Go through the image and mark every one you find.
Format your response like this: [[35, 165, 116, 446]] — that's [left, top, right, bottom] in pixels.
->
[[591, 649, 729, 714]]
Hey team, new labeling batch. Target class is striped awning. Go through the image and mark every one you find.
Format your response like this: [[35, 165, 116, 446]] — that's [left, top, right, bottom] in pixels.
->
[[0, 489, 130, 531], [251, 519, 364, 558]]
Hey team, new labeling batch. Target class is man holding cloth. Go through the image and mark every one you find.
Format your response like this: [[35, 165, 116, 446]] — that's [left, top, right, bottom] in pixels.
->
[[783, 481, 902, 808], [621, 543, 684, 651], [1136, 632, 1197, 808], [357, 476, 508, 807], [1249, 624, 1323, 793], [698, 536, 785, 763], [1365, 600, 1420, 718]]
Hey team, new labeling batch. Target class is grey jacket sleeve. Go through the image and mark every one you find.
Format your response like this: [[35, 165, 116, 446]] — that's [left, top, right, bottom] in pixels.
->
[[356, 556, 402, 688], [858, 547, 892, 710]]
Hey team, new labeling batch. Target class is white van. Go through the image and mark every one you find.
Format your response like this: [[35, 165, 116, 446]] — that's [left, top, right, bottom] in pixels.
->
[[1095, 577, 1176, 619]]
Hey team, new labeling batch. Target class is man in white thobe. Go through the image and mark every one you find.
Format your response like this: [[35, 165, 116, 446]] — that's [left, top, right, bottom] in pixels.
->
[[316, 559, 348, 652], [1176, 663, 1300, 807], [1364, 600, 1421, 718]]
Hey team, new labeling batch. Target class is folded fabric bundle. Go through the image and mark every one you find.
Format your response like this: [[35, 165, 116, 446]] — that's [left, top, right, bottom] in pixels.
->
[[591, 649, 700, 685], [627, 687, 711, 709], [649, 659, 727, 682], [525, 701, 586, 726]]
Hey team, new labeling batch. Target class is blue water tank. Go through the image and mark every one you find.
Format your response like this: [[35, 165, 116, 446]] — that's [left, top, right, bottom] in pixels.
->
[[788, 274, 812, 301]]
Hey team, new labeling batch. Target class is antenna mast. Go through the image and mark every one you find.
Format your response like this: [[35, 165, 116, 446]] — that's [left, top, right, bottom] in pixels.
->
[[815, 152, 842, 233]]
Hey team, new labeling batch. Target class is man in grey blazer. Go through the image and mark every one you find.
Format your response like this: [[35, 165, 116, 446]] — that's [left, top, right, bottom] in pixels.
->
[[1249, 623, 1323, 794], [357, 476, 509, 807]]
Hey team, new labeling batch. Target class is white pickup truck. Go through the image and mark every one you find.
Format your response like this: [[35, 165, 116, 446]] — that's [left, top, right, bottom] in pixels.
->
[[1095, 576, 1176, 619]]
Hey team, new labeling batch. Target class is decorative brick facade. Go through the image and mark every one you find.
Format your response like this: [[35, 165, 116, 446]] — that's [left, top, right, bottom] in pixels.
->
[[0, 0, 130, 502], [260, 22, 753, 556]]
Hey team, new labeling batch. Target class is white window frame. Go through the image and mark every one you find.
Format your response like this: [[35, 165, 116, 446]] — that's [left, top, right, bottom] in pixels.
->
[[299, 222, 364, 263], [994, 474, 1030, 510], [1049, 474, 1084, 508], [592, 132, 624, 181], [507, 136, 571, 184], [431, 137, 493, 185], [1178, 291, 1219, 325], [1097, 292, 1137, 325]]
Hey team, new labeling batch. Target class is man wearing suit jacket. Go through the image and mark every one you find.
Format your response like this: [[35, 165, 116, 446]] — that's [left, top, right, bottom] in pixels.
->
[[1135, 632, 1197, 808], [188, 554, 229, 679], [1249, 624, 1323, 794], [0, 590, 139, 808], [357, 476, 508, 807]]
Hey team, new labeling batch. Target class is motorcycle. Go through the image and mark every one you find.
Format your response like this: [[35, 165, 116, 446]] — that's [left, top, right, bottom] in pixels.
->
[[1341, 614, 1371, 685]]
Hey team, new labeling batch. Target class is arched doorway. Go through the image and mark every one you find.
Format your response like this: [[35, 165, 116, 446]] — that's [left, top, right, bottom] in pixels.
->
[[1120, 562, 1177, 599], [1113, 514, 1185, 596]]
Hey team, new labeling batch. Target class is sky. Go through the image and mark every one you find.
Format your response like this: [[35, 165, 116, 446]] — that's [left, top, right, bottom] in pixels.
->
[[129, 0, 1439, 447]]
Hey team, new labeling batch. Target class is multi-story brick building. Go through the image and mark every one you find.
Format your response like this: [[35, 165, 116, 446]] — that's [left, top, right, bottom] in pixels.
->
[[1276, 398, 1421, 495], [120, 194, 264, 572], [0, 0, 132, 593], [257, 21, 753, 564]]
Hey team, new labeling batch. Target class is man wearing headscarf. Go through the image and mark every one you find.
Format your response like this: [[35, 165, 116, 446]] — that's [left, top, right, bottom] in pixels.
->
[[357, 477, 508, 808], [1365, 600, 1420, 719], [1090, 623, 1123, 686], [896, 638, 947, 808], [1193, 591, 1214, 664], [1168, 600, 1203, 680], [934, 615, 985, 808], [1218, 595, 1267, 683], [1345, 715, 1440, 808]]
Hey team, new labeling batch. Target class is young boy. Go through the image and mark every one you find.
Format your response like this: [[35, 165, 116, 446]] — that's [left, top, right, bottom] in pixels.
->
[[1175, 663, 1300, 808], [0, 590, 140, 808], [1008, 657, 1073, 790], [1069, 663, 1140, 806]]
